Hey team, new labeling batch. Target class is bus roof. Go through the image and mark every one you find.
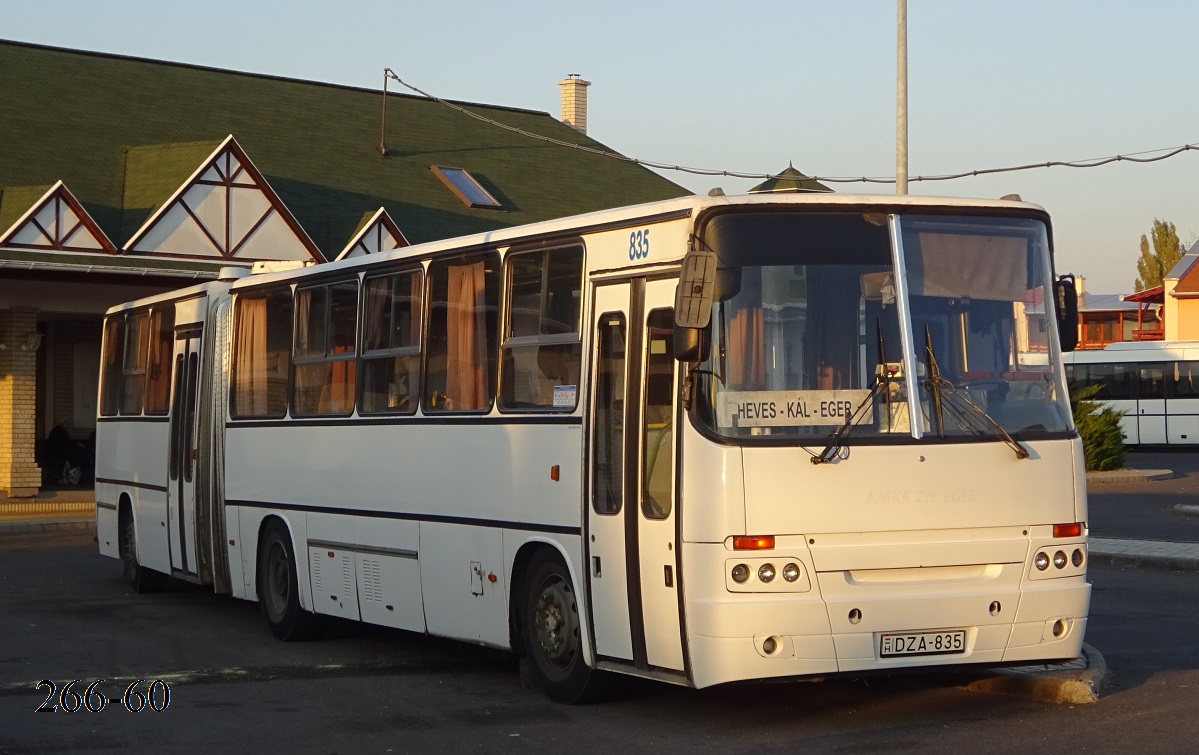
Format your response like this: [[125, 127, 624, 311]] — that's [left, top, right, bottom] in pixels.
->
[[231, 192, 1049, 291]]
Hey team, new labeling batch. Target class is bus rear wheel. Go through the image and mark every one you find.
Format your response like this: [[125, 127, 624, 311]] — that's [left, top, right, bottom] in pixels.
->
[[521, 552, 620, 704], [258, 520, 323, 641], [119, 508, 167, 593]]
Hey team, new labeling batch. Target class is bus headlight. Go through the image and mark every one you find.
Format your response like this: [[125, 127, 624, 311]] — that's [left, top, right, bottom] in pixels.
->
[[731, 564, 750, 583], [758, 563, 776, 583], [781, 563, 801, 582], [1034, 552, 1050, 571], [1072, 548, 1085, 567], [1053, 550, 1068, 569]]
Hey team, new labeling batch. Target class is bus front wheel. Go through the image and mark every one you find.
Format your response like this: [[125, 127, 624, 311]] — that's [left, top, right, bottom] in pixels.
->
[[258, 521, 323, 641], [521, 551, 620, 704]]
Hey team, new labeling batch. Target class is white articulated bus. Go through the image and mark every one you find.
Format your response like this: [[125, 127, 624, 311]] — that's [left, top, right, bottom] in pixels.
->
[[1064, 340, 1199, 445], [96, 193, 1090, 703]]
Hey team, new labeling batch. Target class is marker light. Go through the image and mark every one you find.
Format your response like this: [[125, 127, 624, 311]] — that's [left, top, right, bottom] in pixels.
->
[[1053, 522, 1083, 538], [733, 535, 775, 551], [1072, 548, 1085, 567], [1053, 550, 1068, 569], [731, 564, 750, 583], [782, 563, 801, 582], [1035, 552, 1050, 571], [758, 563, 776, 583]]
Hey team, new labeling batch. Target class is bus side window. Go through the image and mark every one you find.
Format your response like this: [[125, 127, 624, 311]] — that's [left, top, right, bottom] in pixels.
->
[[423, 253, 500, 413], [360, 269, 422, 414], [293, 280, 359, 416], [120, 311, 150, 415], [499, 245, 583, 411], [231, 288, 293, 419], [144, 307, 175, 415], [99, 316, 125, 417]]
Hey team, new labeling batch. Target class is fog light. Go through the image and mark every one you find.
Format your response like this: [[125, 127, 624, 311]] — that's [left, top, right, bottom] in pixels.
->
[[1035, 552, 1050, 571], [762, 636, 777, 654], [1072, 548, 1085, 567], [758, 563, 776, 583], [731, 564, 750, 583], [1053, 619, 1068, 638], [782, 562, 800, 582], [1053, 550, 1068, 569]]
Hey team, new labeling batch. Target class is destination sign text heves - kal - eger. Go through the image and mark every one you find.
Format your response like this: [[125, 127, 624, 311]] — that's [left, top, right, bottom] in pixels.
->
[[717, 390, 871, 428]]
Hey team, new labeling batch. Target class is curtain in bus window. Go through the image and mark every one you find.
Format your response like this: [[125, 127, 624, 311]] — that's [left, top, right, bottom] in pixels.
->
[[145, 309, 174, 414], [121, 313, 149, 414], [292, 290, 328, 414], [233, 297, 268, 417], [446, 260, 488, 410], [727, 306, 765, 388], [911, 233, 1026, 301], [100, 317, 124, 416]]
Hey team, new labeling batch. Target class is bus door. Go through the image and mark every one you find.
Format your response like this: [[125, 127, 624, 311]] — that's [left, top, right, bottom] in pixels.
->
[[587, 276, 684, 674], [1137, 363, 1167, 444], [167, 326, 203, 576]]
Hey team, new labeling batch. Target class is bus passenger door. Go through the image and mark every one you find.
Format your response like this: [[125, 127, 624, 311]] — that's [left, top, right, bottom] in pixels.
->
[[167, 328, 202, 576], [586, 277, 684, 674], [1137, 364, 1166, 444]]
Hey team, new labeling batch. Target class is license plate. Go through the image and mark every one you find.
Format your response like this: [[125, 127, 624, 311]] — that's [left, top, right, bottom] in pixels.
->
[[879, 630, 967, 658]]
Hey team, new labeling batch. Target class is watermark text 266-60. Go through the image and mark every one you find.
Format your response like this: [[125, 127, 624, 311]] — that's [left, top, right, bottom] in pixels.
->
[[34, 679, 171, 713]]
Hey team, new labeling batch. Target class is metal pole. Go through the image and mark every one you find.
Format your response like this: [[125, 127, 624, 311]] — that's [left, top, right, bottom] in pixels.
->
[[378, 68, 389, 156], [896, 0, 908, 195]]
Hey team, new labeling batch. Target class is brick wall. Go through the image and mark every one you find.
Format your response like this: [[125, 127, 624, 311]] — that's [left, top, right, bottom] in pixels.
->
[[0, 309, 43, 495]]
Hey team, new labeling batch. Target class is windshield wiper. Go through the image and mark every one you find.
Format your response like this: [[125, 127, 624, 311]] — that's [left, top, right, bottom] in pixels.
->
[[921, 327, 1029, 460], [812, 321, 896, 465]]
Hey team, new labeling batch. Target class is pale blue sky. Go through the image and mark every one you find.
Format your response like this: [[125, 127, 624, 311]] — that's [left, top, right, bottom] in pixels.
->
[[5, 1, 1197, 293]]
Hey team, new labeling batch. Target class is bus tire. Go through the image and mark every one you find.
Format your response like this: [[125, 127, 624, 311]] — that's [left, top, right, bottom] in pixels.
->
[[258, 520, 323, 641], [119, 507, 167, 594], [521, 551, 621, 704]]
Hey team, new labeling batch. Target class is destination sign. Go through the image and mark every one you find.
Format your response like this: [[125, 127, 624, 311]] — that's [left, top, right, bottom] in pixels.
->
[[717, 390, 871, 428]]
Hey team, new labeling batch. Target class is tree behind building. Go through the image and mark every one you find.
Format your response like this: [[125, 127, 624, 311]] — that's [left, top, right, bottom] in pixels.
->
[[1133, 218, 1184, 291]]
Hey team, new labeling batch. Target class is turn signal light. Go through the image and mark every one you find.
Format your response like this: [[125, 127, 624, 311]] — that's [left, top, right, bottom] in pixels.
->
[[733, 535, 775, 551], [1053, 522, 1083, 538]]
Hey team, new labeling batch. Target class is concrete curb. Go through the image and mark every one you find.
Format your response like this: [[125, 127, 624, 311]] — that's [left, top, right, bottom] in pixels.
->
[[961, 643, 1106, 704], [1087, 550, 1199, 572], [1085, 468, 1173, 484], [0, 517, 95, 536]]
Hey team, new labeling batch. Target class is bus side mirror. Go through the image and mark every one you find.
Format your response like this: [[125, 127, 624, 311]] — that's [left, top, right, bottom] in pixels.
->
[[1055, 274, 1079, 353], [673, 250, 717, 362], [673, 323, 709, 363]]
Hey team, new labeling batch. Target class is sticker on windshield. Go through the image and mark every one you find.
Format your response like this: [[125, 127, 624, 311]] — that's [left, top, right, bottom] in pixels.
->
[[717, 390, 871, 428]]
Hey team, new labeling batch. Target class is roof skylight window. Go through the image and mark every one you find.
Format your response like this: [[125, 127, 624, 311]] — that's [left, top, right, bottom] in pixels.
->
[[431, 165, 503, 210]]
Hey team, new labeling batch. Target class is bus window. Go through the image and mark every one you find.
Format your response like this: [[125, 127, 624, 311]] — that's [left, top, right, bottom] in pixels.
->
[[1089, 363, 1133, 400], [360, 269, 422, 414], [642, 309, 675, 520], [120, 312, 150, 415], [423, 253, 500, 413], [1138, 364, 1165, 399], [500, 246, 583, 411], [99, 316, 125, 417], [592, 313, 626, 515], [231, 288, 293, 419], [145, 307, 175, 415], [1175, 362, 1199, 399], [293, 280, 359, 416]]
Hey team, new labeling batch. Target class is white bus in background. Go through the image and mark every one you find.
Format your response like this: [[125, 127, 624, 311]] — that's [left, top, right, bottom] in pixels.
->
[[1064, 340, 1199, 445], [95, 193, 1090, 703]]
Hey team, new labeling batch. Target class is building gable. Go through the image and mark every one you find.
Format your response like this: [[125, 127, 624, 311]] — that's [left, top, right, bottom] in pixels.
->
[[123, 135, 325, 263], [336, 208, 409, 260], [0, 181, 117, 254]]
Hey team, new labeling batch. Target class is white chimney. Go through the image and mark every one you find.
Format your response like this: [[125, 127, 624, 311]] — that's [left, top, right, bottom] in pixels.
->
[[558, 74, 591, 134]]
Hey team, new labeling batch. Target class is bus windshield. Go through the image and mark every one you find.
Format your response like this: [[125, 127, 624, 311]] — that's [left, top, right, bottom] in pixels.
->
[[692, 210, 1073, 444]]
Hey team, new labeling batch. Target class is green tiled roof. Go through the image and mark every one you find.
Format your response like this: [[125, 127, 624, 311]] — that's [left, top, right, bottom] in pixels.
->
[[749, 165, 831, 194], [0, 184, 53, 233], [121, 140, 226, 241], [0, 40, 690, 259]]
